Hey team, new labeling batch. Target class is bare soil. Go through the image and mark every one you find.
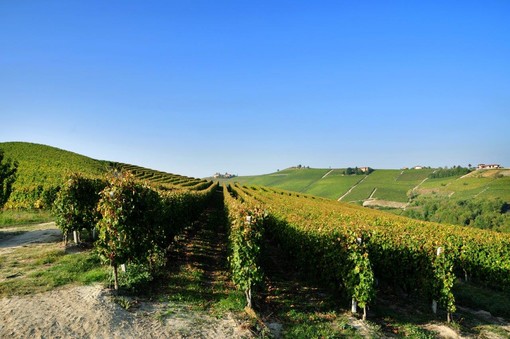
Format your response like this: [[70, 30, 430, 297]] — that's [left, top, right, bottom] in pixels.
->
[[0, 284, 249, 338], [362, 199, 407, 209], [0, 222, 61, 252]]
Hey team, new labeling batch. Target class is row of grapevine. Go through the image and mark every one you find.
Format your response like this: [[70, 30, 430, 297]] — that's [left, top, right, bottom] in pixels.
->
[[234, 185, 376, 319], [230, 184, 510, 321], [54, 171, 217, 289], [7, 185, 61, 209], [223, 184, 266, 308], [113, 162, 202, 189], [53, 174, 106, 244], [224, 185, 374, 317]]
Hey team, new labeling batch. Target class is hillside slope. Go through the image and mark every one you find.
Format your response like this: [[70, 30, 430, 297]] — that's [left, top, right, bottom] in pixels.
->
[[228, 168, 434, 202], [226, 167, 510, 205], [0, 142, 109, 208], [417, 168, 510, 202], [0, 142, 202, 208]]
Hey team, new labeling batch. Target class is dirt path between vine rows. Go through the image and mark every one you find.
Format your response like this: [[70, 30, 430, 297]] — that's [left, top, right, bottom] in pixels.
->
[[321, 169, 334, 179], [0, 222, 61, 252], [0, 202, 252, 338], [338, 175, 368, 201]]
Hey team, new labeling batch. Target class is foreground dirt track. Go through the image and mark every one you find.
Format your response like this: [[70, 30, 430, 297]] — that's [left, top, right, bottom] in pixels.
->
[[0, 284, 250, 338], [0, 220, 251, 338], [0, 222, 61, 251]]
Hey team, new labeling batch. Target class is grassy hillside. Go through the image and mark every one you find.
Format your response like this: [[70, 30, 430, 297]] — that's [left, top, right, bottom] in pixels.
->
[[417, 169, 510, 202], [227, 167, 510, 205], [231, 168, 330, 192], [343, 169, 434, 202], [0, 142, 203, 209], [304, 169, 362, 200], [229, 167, 436, 203], [0, 142, 109, 208]]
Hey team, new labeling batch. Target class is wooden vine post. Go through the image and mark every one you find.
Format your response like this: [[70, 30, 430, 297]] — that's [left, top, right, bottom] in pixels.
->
[[113, 264, 119, 291]]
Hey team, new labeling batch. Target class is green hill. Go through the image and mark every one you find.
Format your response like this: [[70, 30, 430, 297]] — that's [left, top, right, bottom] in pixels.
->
[[231, 167, 330, 193], [343, 169, 435, 203], [225, 166, 510, 231], [417, 169, 510, 202], [0, 142, 109, 208], [229, 167, 435, 202], [3, 142, 508, 230], [226, 167, 510, 205], [0, 142, 202, 209]]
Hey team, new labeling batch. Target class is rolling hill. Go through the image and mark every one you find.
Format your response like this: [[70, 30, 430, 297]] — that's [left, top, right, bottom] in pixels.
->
[[0, 142, 109, 208], [225, 166, 510, 206], [2, 141, 509, 230], [0, 142, 202, 208], [224, 167, 510, 232]]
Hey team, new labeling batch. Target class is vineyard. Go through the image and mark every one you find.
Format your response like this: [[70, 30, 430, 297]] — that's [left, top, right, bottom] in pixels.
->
[[52, 170, 218, 289], [223, 184, 510, 323], [2, 142, 510, 337], [226, 166, 510, 204], [49, 172, 510, 333]]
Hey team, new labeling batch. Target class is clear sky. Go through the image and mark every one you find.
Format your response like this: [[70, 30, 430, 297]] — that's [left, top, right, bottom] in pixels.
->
[[1, 1, 509, 178]]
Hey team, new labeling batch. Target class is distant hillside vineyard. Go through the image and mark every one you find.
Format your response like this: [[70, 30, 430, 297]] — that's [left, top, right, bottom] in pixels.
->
[[225, 166, 510, 204], [224, 166, 510, 232]]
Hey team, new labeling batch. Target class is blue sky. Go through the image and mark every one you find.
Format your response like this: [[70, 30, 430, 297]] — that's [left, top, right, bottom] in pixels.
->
[[1, 1, 509, 178]]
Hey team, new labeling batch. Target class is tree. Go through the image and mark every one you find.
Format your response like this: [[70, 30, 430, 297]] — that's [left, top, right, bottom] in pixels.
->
[[0, 149, 18, 209]]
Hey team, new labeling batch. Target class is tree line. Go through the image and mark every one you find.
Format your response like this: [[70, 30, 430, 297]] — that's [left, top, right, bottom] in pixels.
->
[[428, 166, 472, 179], [403, 197, 510, 232], [343, 167, 373, 175]]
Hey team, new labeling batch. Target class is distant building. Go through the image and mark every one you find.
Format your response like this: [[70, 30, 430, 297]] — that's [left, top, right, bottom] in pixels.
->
[[413, 166, 424, 170], [213, 172, 237, 179], [477, 164, 501, 170], [359, 167, 370, 173]]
